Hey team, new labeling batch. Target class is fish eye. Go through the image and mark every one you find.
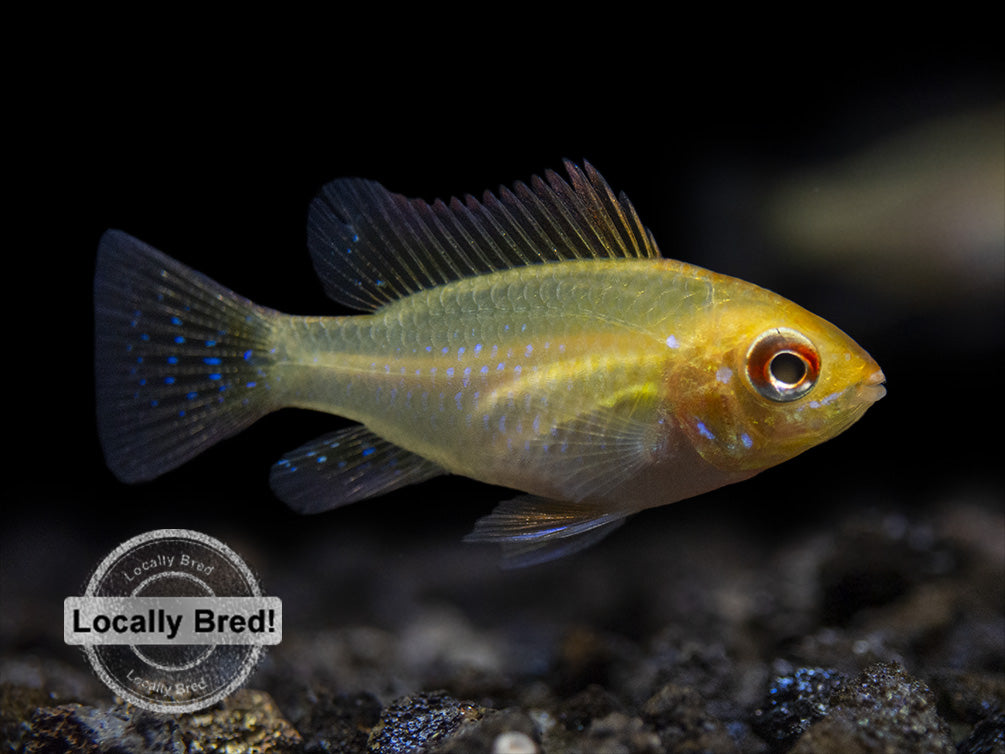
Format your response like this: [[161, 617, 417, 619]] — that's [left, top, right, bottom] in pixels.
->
[[746, 328, 820, 402]]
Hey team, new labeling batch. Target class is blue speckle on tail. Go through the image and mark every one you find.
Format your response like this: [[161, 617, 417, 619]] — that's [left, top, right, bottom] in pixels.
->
[[94, 230, 282, 483]]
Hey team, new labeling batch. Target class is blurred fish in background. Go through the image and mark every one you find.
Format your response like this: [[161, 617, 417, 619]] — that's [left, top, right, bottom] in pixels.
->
[[764, 104, 1003, 308]]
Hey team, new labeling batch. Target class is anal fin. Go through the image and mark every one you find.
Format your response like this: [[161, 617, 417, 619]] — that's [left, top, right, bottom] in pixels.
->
[[270, 425, 445, 514], [464, 495, 629, 568]]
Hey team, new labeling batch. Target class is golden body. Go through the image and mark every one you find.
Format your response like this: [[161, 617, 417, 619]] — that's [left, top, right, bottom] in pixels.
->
[[95, 163, 884, 565]]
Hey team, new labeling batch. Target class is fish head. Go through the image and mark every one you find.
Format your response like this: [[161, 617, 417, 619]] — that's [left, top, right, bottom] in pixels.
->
[[673, 292, 885, 473]]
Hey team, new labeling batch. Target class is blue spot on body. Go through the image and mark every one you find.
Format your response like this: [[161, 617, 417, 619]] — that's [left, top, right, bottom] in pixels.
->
[[186, 391, 198, 400], [164, 376, 175, 385], [317, 455, 327, 463], [167, 356, 178, 365], [361, 447, 376, 457], [696, 421, 716, 441], [740, 433, 753, 448], [171, 316, 182, 326], [205, 340, 217, 347], [243, 350, 253, 360], [174, 336, 185, 344], [204, 357, 221, 366], [209, 373, 222, 381]]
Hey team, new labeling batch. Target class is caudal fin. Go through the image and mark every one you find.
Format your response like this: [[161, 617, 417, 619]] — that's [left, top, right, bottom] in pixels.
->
[[95, 230, 283, 482]]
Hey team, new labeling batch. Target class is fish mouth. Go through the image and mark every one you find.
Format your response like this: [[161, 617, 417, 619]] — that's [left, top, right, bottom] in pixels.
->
[[859, 368, 887, 403]]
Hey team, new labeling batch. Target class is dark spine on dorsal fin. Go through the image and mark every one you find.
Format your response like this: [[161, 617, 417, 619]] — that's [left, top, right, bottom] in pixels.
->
[[307, 160, 662, 312]]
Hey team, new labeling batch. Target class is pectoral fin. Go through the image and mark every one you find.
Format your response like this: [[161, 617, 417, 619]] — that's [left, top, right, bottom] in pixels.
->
[[524, 388, 669, 503], [270, 425, 445, 514], [464, 495, 629, 568]]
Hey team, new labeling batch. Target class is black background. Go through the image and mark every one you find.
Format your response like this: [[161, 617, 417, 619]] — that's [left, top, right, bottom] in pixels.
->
[[5, 18, 1002, 643]]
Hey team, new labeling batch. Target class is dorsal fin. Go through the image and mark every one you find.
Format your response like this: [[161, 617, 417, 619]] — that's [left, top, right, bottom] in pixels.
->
[[307, 160, 661, 312]]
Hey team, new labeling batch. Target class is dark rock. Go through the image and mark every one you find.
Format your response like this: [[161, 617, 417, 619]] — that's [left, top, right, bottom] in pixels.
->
[[1, 683, 56, 753], [641, 682, 739, 753], [575, 711, 662, 754], [790, 662, 955, 753], [294, 688, 382, 753], [957, 714, 1005, 754], [366, 690, 482, 753], [432, 708, 540, 753], [618, 626, 738, 711], [22, 702, 187, 753], [556, 684, 624, 733], [18, 688, 301, 753], [175, 688, 303, 752], [930, 669, 1004, 726], [751, 663, 847, 751]]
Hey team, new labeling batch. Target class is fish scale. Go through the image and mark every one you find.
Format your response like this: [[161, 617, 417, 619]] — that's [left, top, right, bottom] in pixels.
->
[[95, 161, 884, 566], [268, 261, 680, 485]]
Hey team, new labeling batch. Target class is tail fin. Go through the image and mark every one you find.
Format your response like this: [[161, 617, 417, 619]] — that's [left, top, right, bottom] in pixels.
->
[[95, 230, 283, 482]]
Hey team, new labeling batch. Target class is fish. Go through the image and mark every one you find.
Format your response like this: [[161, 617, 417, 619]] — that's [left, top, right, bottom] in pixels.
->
[[764, 104, 1004, 304], [94, 161, 885, 567]]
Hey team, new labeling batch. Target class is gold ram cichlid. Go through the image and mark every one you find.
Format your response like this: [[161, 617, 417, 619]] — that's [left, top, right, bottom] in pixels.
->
[[95, 161, 885, 566]]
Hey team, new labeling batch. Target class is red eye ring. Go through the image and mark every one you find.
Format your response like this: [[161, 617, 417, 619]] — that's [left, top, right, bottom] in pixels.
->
[[746, 328, 820, 402]]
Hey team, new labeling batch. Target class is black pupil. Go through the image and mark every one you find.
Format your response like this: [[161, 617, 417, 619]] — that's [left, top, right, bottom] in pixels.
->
[[770, 352, 807, 385]]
